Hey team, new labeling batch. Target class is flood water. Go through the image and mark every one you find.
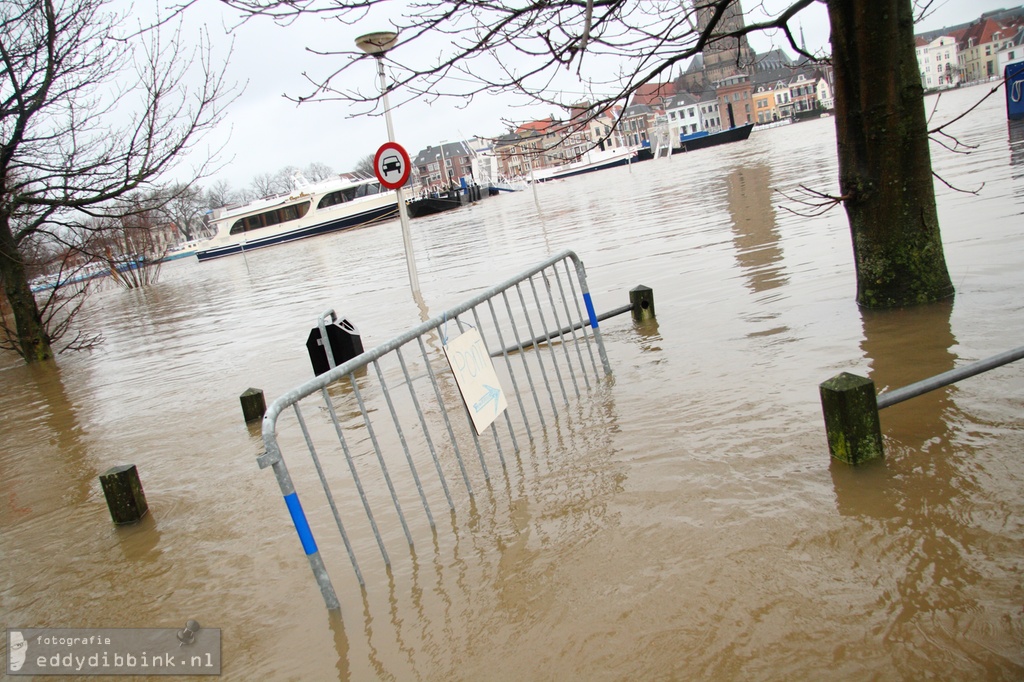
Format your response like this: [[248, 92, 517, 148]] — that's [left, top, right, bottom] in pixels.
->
[[2, 84, 1022, 680]]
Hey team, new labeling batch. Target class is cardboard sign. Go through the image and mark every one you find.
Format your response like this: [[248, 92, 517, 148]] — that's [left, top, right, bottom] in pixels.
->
[[443, 328, 507, 434]]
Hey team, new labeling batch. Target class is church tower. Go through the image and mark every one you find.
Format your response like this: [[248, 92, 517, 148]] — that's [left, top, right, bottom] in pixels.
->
[[696, 0, 755, 84]]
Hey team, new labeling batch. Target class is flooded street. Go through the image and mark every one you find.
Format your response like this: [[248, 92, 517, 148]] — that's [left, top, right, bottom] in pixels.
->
[[2, 84, 1022, 680]]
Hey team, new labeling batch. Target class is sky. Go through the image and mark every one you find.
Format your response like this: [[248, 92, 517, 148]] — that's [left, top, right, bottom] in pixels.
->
[[157, 0, 1015, 191]]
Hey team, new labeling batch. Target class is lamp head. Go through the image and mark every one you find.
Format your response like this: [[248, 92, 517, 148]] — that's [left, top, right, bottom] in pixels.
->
[[355, 31, 398, 57]]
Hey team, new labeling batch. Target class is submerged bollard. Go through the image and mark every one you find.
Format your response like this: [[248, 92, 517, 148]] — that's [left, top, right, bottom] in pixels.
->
[[819, 372, 884, 465], [99, 464, 149, 525], [240, 387, 266, 423], [630, 285, 656, 323]]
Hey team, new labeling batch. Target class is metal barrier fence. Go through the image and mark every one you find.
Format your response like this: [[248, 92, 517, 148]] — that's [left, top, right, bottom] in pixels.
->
[[258, 250, 613, 609]]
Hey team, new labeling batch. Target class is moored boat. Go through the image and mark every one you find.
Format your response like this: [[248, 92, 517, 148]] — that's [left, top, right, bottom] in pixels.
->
[[530, 146, 638, 183], [671, 123, 754, 154], [196, 175, 398, 262], [406, 189, 467, 218], [160, 238, 210, 262], [489, 176, 529, 193]]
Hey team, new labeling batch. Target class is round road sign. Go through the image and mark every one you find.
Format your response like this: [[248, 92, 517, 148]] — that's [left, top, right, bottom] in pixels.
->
[[374, 142, 411, 190]]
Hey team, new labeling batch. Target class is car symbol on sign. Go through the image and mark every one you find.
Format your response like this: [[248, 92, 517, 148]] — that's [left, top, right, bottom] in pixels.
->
[[381, 154, 402, 176]]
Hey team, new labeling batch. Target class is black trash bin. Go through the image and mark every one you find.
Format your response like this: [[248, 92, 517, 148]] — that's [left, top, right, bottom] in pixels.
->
[[306, 318, 364, 376]]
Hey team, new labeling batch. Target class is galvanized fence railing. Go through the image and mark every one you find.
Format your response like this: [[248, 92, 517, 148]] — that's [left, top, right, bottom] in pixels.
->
[[258, 250, 613, 609]]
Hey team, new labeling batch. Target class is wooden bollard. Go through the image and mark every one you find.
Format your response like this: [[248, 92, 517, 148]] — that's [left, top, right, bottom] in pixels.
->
[[99, 464, 149, 525], [819, 372, 884, 465], [630, 285, 656, 323], [240, 387, 266, 423]]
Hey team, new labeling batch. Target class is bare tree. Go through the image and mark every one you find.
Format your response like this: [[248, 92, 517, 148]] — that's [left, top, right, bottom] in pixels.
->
[[154, 183, 208, 242], [304, 161, 335, 182], [205, 179, 239, 212], [272, 165, 301, 191], [222, 0, 955, 309], [0, 0, 235, 362], [97, 209, 165, 290], [353, 154, 376, 178], [248, 172, 279, 198]]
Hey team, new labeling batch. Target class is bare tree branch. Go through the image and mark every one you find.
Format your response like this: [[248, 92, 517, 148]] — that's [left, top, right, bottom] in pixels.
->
[[774, 184, 849, 218]]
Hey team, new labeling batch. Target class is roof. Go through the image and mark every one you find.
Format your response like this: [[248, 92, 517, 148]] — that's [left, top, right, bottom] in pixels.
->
[[753, 48, 796, 71], [412, 140, 471, 165], [622, 103, 654, 117], [516, 117, 559, 135], [630, 81, 677, 106], [665, 92, 699, 109], [959, 16, 1024, 49]]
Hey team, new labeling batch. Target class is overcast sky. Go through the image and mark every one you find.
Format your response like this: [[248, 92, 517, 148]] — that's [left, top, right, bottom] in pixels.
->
[[162, 0, 1013, 191]]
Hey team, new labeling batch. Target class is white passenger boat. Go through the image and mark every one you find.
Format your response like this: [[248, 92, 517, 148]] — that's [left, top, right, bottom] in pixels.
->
[[196, 175, 398, 262], [530, 146, 638, 183]]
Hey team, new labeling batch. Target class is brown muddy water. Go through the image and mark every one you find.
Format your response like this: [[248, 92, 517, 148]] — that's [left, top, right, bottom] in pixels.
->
[[2, 84, 1022, 680]]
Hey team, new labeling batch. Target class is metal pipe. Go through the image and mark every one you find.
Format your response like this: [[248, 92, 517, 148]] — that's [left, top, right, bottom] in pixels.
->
[[877, 345, 1024, 409], [490, 303, 632, 358]]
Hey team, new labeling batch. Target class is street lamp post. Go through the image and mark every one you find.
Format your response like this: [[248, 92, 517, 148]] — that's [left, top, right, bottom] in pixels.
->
[[355, 31, 420, 295]]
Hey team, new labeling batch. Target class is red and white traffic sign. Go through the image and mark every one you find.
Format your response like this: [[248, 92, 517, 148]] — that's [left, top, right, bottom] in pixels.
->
[[374, 142, 411, 190]]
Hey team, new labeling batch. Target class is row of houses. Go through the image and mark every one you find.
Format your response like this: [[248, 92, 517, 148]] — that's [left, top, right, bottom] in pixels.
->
[[408, 6, 1024, 190], [915, 7, 1024, 89], [409, 52, 835, 189]]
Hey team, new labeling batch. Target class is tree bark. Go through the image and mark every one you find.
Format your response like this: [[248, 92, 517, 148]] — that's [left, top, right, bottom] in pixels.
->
[[827, 0, 954, 308], [0, 215, 53, 361]]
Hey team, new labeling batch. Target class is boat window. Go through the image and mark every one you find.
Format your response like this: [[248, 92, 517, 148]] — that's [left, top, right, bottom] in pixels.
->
[[318, 187, 359, 208], [229, 201, 310, 235], [319, 182, 386, 207]]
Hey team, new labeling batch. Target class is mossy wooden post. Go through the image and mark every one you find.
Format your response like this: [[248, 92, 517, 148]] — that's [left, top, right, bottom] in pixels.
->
[[630, 285, 655, 323], [240, 387, 266, 423], [819, 372, 884, 465], [99, 464, 149, 525]]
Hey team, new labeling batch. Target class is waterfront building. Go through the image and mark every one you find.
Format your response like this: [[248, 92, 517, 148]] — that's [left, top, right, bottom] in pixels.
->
[[957, 14, 1024, 81], [621, 103, 656, 147], [664, 92, 705, 136], [752, 82, 784, 123], [915, 35, 961, 88], [996, 26, 1024, 75], [714, 73, 755, 127], [411, 140, 474, 192]]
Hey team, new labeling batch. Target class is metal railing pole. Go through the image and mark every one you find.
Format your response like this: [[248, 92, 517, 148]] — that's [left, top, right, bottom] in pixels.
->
[[877, 345, 1024, 409]]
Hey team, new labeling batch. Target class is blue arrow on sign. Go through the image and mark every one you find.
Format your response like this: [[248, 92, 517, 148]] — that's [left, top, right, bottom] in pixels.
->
[[473, 385, 501, 415]]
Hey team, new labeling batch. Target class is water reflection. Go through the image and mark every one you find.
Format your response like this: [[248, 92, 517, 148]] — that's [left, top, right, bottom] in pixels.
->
[[832, 299, 987, 671], [633, 316, 663, 354], [861, 298, 958, 435], [327, 610, 352, 680], [3, 362, 93, 511], [113, 513, 163, 563], [1008, 120, 1024, 198], [725, 163, 788, 295]]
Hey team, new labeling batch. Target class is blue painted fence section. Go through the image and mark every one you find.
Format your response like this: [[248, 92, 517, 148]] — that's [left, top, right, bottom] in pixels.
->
[[284, 492, 318, 555], [584, 292, 599, 329]]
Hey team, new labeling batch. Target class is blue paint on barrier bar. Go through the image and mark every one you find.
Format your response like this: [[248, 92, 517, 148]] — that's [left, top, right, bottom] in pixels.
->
[[284, 492, 318, 555], [583, 292, 599, 328]]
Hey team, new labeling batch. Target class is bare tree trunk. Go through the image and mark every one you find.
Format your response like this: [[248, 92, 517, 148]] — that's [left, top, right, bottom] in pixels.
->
[[828, 0, 954, 308], [0, 216, 53, 361]]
